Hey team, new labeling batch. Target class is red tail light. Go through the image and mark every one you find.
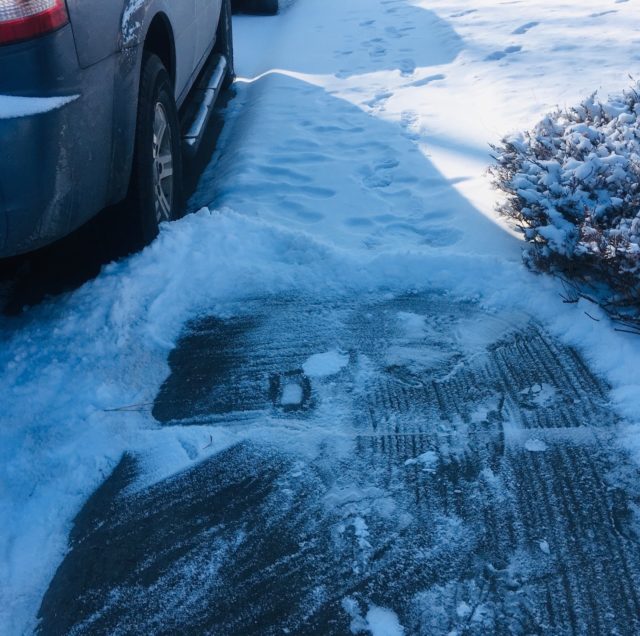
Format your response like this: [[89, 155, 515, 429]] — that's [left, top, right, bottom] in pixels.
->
[[0, 0, 69, 46]]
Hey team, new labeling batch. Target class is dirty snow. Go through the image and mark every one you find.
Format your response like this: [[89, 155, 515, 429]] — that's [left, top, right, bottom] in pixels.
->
[[121, 0, 145, 46], [2, 0, 640, 633]]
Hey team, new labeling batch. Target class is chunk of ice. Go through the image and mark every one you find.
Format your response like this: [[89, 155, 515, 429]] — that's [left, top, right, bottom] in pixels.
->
[[281, 382, 304, 406]]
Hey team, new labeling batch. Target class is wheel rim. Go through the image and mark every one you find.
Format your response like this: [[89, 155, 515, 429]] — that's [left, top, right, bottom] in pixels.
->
[[152, 102, 174, 223]]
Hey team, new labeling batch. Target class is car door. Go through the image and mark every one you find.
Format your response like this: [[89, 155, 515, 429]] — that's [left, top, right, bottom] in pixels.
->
[[160, 0, 197, 99], [195, 0, 222, 65]]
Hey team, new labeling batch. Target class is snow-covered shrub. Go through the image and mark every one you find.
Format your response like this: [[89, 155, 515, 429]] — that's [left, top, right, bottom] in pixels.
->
[[490, 85, 640, 308]]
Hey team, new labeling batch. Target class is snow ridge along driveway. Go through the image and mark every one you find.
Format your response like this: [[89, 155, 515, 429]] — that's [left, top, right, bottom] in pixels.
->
[[2, 0, 640, 634]]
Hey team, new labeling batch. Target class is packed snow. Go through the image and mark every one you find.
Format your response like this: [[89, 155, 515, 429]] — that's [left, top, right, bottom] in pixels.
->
[[303, 350, 349, 377], [343, 598, 405, 636], [525, 439, 549, 453], [404, 451, 438, 470], [280, 382, 304, 406], [2, 0, 640, 633]]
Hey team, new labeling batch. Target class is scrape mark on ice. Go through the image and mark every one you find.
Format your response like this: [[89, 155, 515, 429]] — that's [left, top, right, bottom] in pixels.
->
[[338, 516, 373, 574], [32, 294, 640, 634], [385, 345, 450, 371], [324, 485, 397, 519], [303, 350, 349, 377], [353, 516, 371, 546]]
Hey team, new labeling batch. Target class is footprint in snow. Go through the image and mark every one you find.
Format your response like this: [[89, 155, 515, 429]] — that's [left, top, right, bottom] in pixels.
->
[[590, 10, 617, 17], [407, 73, 446, 88], [368, 45, 387, 60], [398, 58, 416, 76], [450, 9, 477, 18], [269, 370, 312, 412], [344, 217, 375, 228], [485, 45, 522, 61], [362, 91, 394, 110], [512, 21, 539, 35]]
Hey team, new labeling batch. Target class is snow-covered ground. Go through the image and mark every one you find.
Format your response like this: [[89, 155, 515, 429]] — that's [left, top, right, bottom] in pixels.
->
[[2, 0, 640, 633]]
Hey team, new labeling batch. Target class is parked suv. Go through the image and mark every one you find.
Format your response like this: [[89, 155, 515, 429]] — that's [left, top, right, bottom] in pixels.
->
[[0, 0, 236, 257]]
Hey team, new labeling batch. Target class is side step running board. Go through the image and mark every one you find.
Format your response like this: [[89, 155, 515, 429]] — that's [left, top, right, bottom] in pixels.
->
[[180, 54, 228, 157]]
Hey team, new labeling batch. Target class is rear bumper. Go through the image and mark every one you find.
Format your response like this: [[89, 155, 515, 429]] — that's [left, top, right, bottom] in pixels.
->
[[0, 95, 81, 257], [0, 26, 132, 258]]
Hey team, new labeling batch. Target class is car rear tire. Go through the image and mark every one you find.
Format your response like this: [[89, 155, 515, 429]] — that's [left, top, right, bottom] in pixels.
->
[[129, 53, 183, 248]]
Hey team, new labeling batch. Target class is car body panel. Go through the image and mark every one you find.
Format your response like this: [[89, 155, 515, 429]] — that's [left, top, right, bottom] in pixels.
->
[[0, 25, 79, 98], [196, 0, 222, 67], [120, 0, 209, 102], [0, 0, 225, 257], [65, 0, 125, 68], [0, 56, 117, 256]]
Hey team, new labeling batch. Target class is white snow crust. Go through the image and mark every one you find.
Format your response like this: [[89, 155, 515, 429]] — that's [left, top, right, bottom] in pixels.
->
[[364, 605, 405, 636], [281, 382, 304, 405], [524, 439, 548, 453], [0, 95, 78, 120], [343, 598, 405, 636], [303, 350, 349, 377]]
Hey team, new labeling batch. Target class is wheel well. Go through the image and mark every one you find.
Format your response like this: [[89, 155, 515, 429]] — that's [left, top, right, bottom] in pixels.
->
[[143, 14, 176, 87]]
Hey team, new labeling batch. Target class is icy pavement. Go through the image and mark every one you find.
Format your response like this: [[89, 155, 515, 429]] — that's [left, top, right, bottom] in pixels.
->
[[38, 295, 640, 634], [4, 0, 640, 634]]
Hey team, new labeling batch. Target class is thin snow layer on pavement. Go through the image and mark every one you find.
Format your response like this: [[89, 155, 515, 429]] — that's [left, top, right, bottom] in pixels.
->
[[2, 0, 640, 633], [33, 295, 640, 634]]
